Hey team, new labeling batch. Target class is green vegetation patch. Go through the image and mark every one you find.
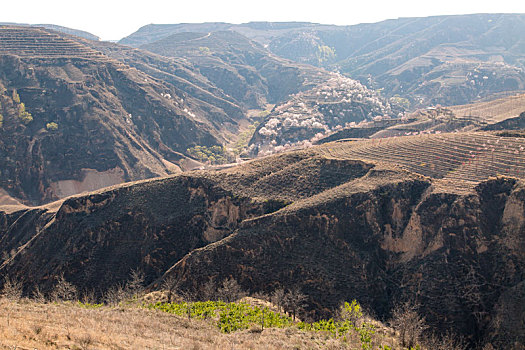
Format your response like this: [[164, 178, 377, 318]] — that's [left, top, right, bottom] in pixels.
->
[[316, 45, 336, 65], [149, 299, 386, 349], [76, 301, 104, 309], [187, 145, 234, 164], [18, 103, 33, 125], [148, 301, 293, 332], [46, 122, 59, 131], [232, 122, 259, 156]]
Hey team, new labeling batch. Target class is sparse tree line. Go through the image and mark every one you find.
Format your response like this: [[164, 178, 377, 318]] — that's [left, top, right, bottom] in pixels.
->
[[0, 273, 497, 349]]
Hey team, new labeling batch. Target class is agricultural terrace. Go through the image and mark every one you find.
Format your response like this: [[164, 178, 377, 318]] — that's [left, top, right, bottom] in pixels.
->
[[319, 132, 525, 194], [0, 26, 104, 59]]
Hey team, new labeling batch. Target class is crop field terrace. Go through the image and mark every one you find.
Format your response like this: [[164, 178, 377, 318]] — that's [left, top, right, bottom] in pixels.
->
[[320, 132, 525, 194], [0, 26, 105, 59]]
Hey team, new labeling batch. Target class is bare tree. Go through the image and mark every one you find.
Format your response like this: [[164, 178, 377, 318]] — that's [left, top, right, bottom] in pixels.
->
[[50, 274, 77, 302], [389, 301, 428, 349], [31, 284, 46, 303], [199, 279, 217, 301], [125, 268, 145, 300], [161, 275, 180, 303], [217, 277, 246, 303], [283, 286, 307, 321], [1, 276, 23, 301], [103, 283, 126, 306], [80, 289, 97, 305], [423, 331, 468, 350], [271, 287, 286, 313]]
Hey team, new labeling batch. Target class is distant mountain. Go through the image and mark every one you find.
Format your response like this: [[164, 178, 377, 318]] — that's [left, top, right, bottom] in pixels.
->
[[0, 22, 100, 41], [121, 15, 525, 108], [138, 30, 330, 109]]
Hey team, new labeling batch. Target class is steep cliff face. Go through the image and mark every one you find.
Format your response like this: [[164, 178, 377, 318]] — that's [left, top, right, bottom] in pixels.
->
[[0, 175, 267, 292], [0, 151, 376, 293], [162, 176, 525, 346]]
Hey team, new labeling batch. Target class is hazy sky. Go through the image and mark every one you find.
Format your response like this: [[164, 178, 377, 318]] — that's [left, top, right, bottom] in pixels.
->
[[1, 0, 525, 41]]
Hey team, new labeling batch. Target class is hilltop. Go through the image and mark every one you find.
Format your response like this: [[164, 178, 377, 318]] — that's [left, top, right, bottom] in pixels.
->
[[314, 92, 525, 147]]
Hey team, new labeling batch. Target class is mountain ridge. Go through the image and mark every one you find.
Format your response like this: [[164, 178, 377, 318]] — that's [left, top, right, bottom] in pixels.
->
[[121, 14, 525, 108]]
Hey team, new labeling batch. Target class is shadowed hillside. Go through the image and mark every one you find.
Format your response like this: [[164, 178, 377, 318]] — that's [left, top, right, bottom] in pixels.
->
[[0, 26, 222, 204], [2, 133, 525, 347], [139, 30, 330, 110]]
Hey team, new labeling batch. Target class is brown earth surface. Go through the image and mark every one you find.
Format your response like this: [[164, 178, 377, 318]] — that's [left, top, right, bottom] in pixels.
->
[[1, 133, 525, 347]]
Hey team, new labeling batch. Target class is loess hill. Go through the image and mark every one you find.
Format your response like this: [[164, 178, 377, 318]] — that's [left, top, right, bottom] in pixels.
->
[[0, 25, 230, 205], [122, 15, 525, 108], [2, 132, 525, 347], [0, 25, 395, 205]]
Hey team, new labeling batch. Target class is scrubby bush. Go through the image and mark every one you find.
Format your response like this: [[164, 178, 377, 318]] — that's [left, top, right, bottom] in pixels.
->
[[18, 102, 32, 125], [1, 276, 23, 301], [46, 122, 58, 130], [12, 89, 20, 104], [50, 274, 77, 302]]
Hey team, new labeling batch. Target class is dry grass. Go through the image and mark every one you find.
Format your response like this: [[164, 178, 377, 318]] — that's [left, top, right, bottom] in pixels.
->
[[0, 298, 377, 350]]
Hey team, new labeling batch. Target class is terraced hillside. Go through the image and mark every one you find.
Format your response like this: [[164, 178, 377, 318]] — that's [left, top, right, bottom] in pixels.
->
[[315, 92, 525, 146], [0, 25, 225, 205], [0, 26, 104, 58], [320, 132, 525, 193], [450, 92, 525, 124]]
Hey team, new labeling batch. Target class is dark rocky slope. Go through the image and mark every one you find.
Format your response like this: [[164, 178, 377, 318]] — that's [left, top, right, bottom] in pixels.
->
[[0, 26, 224, 205], [1, 138, 525, 346]]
